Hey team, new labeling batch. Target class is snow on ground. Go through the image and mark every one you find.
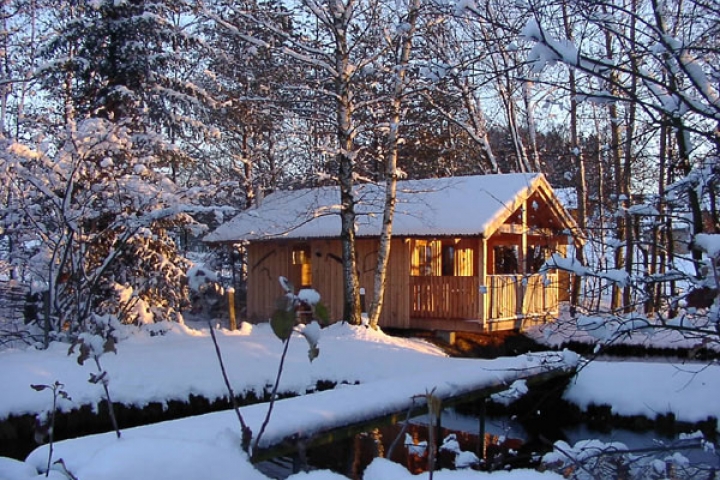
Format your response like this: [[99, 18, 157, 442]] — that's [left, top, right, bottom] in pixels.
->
[[527, 311, 720, 422], [1, 322, 570, 480], [0, 321, 446, 421], [20, 349, 571, 480], [1, 321, 719, 479], [565, 360, 720, 423]]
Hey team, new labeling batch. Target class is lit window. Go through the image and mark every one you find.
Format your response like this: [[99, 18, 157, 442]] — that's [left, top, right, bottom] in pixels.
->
[[292, 245, 312, 287]]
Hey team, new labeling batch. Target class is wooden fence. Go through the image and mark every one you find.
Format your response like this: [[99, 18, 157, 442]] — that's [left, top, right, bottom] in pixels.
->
[[0, 281, 29, 324]]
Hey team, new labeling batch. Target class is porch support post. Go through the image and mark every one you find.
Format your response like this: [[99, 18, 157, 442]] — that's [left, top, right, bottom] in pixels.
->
[[478, 237, 488, 327], [520, 200, 528, 275], [519, 201, 528, 316]]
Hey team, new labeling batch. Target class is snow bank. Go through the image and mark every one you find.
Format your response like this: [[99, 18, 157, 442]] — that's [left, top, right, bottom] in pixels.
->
[[363, 458, 564, 479], [0, 322, 446, 421], [19, 347, 574, 480], [564, 360, 720, 423]]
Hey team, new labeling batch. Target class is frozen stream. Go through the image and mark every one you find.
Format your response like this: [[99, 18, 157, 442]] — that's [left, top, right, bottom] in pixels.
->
[[412, 407, 720, 471]]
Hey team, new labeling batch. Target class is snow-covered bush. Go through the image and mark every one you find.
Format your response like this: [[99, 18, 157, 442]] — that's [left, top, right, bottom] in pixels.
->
[[0, 119, 213, 346], [439, 433, 480, 469], [187, 264, 225, 317]]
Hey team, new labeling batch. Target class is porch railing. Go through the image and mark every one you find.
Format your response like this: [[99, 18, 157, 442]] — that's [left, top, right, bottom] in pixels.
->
[[410, 276, 480, 319], [488, 273, 559, 321], [410, 273, 559, 321]]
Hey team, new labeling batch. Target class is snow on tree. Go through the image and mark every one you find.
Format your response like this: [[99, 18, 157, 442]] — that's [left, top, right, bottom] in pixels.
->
[[0, 118, 215, 345], [39, 0, 215, 180], [202, 0, 433, 325]]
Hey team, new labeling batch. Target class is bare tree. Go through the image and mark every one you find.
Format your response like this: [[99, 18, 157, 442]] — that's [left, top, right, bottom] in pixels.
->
[[518, 0, 720, 317], [367, 0, 422, 328]]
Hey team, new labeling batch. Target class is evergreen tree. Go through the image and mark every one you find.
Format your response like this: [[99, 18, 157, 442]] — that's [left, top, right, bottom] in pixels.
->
[[41, 0, 214, 175]]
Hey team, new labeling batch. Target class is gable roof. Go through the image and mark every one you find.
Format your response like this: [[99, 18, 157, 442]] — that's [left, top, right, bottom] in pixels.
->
[[205, 173, 579, 243]]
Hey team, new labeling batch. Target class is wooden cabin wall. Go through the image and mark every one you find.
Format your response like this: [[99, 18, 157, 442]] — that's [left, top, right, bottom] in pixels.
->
[[246, 238, 411, 326], [245, 235, 570, 328], [455, 239, 477, 276], [556, 243, 571, 302], [357, 238, 411, 329], [308, 239, 345, 323], [308, 238, 411, 326], [246, 242, 291, 321]]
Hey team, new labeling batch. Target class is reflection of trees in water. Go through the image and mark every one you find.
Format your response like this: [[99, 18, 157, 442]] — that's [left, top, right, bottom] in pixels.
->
[[306, 422, 525, 478]]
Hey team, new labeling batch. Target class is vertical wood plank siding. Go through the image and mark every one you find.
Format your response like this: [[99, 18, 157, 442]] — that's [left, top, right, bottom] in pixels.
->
[[358, 238, 411, 328], [247, 239, 559, 328], [309, 239, 345, 323], [246, 242, 291, 322], [488, 275, 519, 320], [247, 238, 411, 327]]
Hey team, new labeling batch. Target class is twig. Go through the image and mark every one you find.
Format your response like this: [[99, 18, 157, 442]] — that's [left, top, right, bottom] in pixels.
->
[[92, 356, 121, 439], [252, 333, 292, 455], [53, 459, 79, 480], [387, 397, 418, 459], [208, 320, 252, 452]]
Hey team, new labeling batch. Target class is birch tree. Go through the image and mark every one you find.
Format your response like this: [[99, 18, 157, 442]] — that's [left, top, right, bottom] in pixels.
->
[[367, 0, 422, 328], [520, 0, 720, 312], [205, 0, 430, 324]]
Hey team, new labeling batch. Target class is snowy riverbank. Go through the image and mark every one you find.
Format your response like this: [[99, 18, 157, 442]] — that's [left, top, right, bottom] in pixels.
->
[[1, 321, 718, 479]]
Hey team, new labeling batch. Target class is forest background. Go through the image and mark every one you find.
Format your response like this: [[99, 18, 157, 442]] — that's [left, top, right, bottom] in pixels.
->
[[0, 0, 718, 341]]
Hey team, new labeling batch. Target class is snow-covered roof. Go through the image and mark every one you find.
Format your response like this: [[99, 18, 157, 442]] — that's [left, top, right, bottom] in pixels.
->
[[206, 173, 564, 242]]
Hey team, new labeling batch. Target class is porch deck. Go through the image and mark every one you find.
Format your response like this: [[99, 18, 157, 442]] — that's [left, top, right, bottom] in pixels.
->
[[409, 273, 559, 332]]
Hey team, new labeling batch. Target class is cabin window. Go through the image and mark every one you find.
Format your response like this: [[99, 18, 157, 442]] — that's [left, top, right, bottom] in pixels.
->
[[441, 245, 455, 276], [412, 240, 441, 276], [494, 246, 519, 274], [413, 240, 473, 276], [419, 244, 434, 276], [292, 245, 312, 288]]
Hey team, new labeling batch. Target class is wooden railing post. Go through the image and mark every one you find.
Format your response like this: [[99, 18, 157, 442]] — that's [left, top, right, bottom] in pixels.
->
[[227, 287, 237, 331]]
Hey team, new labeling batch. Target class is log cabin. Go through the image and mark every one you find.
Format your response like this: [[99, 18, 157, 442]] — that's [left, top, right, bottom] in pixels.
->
[[205, 173, 583, 332]]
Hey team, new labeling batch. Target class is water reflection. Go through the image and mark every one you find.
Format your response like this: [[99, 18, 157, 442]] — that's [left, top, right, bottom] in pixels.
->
[[304, 407, 720, 479], [306, 409, 531, 479]]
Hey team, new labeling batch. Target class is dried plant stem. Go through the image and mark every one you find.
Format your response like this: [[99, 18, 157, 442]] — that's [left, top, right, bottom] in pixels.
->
[[208, 320, 252, 452], [252, 335, 291, 455], [93, 356, 121, 439]]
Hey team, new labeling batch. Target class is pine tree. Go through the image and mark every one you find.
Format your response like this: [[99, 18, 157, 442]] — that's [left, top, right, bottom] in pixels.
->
[[41, 0, 214, 174]]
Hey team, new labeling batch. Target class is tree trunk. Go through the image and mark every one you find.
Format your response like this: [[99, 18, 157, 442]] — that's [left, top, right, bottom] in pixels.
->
[[646, 123, 667, 314], [622, 0, 638, 312], [339, 155, 361, 324], [368, 0, 420, 329], [522, 78, 542, 172], [603, 4, 624, 312], [334, 4, 361, 325], [563, 3, 587, 310], [648, 0, 705, 278]]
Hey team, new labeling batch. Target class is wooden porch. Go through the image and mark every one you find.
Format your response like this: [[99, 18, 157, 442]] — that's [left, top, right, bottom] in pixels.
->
[[409, 273, 559, 331]]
